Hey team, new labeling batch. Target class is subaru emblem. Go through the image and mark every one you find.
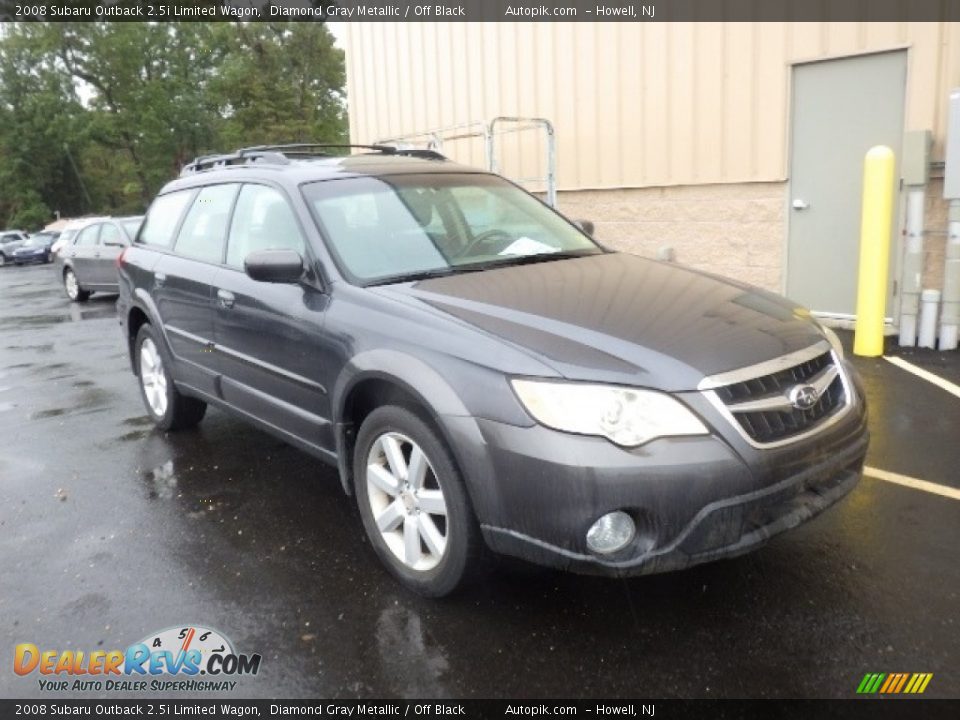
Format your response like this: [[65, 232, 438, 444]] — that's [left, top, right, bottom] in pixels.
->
[[788, 384, 820, 410]]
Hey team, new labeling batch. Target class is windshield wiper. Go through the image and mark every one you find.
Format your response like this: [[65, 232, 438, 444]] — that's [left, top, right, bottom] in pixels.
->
[[365, 250, 599, 287], [365, 267, 462, 286], [459, 249, 600, 272]]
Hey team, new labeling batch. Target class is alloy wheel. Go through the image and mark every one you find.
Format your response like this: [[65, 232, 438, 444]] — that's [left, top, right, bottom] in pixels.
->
[[139, 338, 169, 418], [64, 270, 79, 300], [366, 432, 449, 572]]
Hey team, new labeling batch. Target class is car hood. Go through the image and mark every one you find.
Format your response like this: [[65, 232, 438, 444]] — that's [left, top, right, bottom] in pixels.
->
[[376, 253, 825, 391]]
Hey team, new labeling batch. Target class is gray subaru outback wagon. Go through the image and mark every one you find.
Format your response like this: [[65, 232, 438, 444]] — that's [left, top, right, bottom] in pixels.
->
[[117, 144, 868, 596]]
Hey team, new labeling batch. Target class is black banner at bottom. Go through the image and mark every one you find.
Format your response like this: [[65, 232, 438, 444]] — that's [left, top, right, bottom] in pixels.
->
[[1, 699, 959, 720]]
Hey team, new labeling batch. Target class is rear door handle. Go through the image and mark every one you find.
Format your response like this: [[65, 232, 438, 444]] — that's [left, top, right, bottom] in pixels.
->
[[154, 272, 166, 287], [217, 289, 235, 309]]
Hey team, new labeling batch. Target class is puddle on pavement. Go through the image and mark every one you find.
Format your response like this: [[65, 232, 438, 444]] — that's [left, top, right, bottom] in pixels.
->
[[4, 343, 54, 353], [30, 387, 115, 421], [145, 460, 178, 500], [123, 416, 153, 427], [119, 429, 150, 442], [31, 408, 66, 419], [0, 401, 17, 413], [0, 306, 115, 329], [0, 315, 69, 328]]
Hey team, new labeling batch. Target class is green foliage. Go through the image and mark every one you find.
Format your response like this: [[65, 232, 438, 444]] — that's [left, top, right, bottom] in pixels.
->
[[0, 21, 347, 229]]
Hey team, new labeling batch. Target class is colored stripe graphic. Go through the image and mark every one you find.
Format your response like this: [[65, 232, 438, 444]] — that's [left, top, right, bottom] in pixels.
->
[[857, 672, 933, 694], [893, 673, 909, 693]]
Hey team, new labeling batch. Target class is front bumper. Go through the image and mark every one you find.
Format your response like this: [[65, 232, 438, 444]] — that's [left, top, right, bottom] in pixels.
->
[[13, 252, 48, 264], [447, 375, 868, 576]]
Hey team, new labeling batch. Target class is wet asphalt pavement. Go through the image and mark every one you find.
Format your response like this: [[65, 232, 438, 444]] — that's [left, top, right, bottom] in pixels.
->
[[0, 263, 958, 700]]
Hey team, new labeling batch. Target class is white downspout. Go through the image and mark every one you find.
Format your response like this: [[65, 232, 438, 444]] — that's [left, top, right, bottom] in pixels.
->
[[939, 202, 960, 350], [898, 188, 925, 346]]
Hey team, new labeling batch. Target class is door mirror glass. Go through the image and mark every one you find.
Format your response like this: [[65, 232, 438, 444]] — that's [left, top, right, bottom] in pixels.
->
[[244, 249, 304, 283]]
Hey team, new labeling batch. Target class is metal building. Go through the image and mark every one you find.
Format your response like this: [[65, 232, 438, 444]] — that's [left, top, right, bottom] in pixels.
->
[[343, 22, 960, 318]]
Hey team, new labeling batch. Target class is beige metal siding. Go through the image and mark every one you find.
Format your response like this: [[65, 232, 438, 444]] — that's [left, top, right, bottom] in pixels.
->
[[345, 22, 960, 191]]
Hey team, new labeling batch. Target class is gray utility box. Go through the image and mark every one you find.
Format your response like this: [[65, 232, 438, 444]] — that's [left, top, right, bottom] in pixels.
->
[[947, 88, 960, 200], [902, 130, 932, 186]]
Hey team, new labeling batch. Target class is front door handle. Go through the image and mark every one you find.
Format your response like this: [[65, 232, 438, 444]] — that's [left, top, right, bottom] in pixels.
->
[[217, 289, 235, 309], [154, 272, 166, 287], [792, 198, 810, 211]]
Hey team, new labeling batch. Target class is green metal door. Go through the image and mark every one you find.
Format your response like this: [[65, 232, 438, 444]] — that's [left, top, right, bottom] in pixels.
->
[[787, 50, 906, 317]]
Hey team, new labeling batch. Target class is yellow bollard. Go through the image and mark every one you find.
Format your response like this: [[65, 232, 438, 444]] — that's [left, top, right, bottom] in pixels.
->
[[853, 146, 896, 357]]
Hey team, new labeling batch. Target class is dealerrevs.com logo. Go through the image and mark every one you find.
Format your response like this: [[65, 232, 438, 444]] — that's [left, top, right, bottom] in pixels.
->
[[14, 625, 261, 693]]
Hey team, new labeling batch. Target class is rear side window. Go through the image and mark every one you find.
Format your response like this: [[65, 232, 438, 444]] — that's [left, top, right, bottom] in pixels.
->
[[139, 190, 196, 248], [173, 184, 239, 264], [75, 225, 100, 246], [226, 185, 305, 268], [99, 224, 124, 247]]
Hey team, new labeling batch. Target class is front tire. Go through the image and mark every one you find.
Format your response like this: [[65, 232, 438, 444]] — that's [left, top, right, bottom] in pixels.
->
[[135, 324, 207, 431], [63, 268, 90, 302], [354, 405, 481, 597]]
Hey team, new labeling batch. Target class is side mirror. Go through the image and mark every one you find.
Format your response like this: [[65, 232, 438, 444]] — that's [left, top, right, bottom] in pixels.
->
[[244, 249, 304, 283], [575, 219, 595, 236]]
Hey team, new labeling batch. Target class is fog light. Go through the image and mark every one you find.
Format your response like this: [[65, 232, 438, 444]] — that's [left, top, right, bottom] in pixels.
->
[[586, 511, 636, 554]]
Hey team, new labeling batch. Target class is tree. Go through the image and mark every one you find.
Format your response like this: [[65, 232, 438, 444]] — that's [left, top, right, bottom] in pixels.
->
[[211, 22, 348, 149], [0, 24, 89, 227], [0, 21, 348, 229], [54, 22, 225, 205]]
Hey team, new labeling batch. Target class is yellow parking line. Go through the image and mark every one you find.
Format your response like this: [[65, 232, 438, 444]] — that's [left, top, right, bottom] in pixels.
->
[[863, 466, 960, 502], [883, 355, 960, 400]]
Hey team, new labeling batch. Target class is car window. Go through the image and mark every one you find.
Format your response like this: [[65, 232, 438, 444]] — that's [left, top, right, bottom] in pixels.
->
[[302, 173, 598, 283], [139, 190, 196, 248], [225, 185, 305, 269], [173, 184, 239, 264], [100, 223, 124, 247], [74, 225, 101, 246]]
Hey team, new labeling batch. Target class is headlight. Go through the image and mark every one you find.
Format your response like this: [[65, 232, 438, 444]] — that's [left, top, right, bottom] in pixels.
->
[[510, 379, 709, 447], [819, 324, 845, 359]]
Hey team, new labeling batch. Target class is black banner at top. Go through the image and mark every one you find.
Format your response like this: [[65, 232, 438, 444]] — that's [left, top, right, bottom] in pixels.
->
[[2, 0, 959, 23]]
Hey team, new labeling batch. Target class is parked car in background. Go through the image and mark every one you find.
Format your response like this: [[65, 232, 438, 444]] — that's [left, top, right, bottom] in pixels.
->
[[0, 230, 29, 266], [49, 216, 109, 258], [12, 231, 59, 265], [56, 216, 143, 301]]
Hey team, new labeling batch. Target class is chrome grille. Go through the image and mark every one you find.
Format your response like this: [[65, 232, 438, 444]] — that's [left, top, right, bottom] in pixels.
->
[[700, 343, 851, 448]]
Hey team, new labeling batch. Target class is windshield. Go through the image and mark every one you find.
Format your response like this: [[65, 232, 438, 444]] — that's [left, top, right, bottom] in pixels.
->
[[301, 173, 600, 284]]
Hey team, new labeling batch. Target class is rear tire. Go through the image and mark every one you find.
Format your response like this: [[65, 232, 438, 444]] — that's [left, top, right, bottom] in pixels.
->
[[135, 323, 207, 431], [354, 405, 481, 597], [63, 268, 90, 302]]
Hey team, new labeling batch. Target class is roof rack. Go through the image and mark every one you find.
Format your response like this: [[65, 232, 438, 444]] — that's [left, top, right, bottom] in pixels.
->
[[180, 143, 447, 177]]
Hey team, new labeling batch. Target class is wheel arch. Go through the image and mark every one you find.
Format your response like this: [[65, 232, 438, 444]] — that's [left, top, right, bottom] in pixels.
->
[[125, 289, 171, 376], [333, 350, 472, 497]]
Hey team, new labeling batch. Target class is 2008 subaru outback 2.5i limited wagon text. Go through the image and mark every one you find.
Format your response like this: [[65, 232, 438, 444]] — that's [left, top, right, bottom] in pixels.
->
[[117, 144, 868, 596]]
